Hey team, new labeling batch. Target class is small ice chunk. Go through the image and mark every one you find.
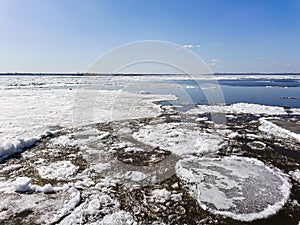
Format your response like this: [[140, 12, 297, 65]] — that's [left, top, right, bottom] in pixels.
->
[[139, 90, 150, 94], [14, 177, 32, 192], [31, 183, 55, 194], [91, 163, 111, 173], [51, 187, 81, 223], [195, 117, 208, 122], [13, 177, 69, 194], [75, 179, 95, 189], [171, 193, 182, 202], [227, 132, 242, 139], [124, 147, 144, 153], [171, 182, 179, 189], [125, 171, 147, 182], [100, 211, 136, 225], [151, 188, 171, 203], [72, 128, 100, 139], [289, 169, 300, 183], [247, 141, 266, 151]]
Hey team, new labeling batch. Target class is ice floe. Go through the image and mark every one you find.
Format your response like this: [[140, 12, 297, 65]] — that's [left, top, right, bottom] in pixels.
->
[[0, 177, 80, 224], [259, 118, 300, 142], [176, 156, 291, 221], [37, 161, 78, 181], [133, 122, 223, 156]]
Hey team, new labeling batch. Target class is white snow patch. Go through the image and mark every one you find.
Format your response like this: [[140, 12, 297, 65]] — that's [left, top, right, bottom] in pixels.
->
[[176, 156, 291, 221], [259, 118, 300, 142], [0, 130, 52, 162], [37, 161, 78, 181], [133, 122, 223, 156]]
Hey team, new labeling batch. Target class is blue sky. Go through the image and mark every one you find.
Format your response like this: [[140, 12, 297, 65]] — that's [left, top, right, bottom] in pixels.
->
[[0, 0, 300, 73]]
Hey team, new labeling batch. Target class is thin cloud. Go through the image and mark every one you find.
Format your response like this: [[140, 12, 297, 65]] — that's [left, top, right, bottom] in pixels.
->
[[210, 58, 221, 66], [285, 63, 293, 68], [256, 57, 263, 60], [211, 59, 220, 63], [182, 44, 201, 49], [182, 42, 219, 49]]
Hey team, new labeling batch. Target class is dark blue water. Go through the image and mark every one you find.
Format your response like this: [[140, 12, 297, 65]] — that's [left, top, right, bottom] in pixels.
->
[[127, 79, 300, 110], [219, 79, 300, 108]]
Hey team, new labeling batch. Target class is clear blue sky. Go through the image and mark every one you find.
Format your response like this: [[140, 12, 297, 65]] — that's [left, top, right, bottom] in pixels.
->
[[1, 0, 300, 73]]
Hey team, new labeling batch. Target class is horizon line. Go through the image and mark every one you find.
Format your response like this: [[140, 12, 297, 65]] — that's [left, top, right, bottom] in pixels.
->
[[0, 72, 300, 76]]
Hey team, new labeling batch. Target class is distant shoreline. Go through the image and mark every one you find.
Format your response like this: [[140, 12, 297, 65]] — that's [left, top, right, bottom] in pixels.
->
[[0, 72, 300, 76]]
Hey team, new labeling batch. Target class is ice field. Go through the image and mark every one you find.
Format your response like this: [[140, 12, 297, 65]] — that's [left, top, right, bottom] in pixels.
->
[[0, 75, 299, 224]]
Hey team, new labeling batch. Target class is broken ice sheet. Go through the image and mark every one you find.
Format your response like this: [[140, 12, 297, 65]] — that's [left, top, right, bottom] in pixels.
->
[[176, 156, 291, 221]]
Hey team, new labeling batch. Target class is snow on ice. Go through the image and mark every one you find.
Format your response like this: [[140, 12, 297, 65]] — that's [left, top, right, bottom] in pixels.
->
[[0, 88, 176, 162], [187, 102, 293, 115]]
